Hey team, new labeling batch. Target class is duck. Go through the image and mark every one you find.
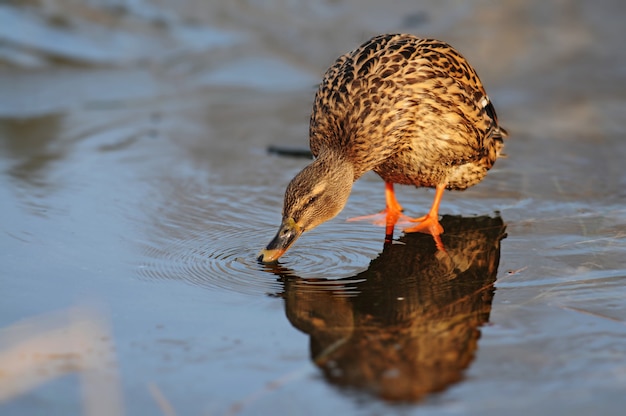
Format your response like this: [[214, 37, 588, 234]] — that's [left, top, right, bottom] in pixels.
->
[[258, 33, 507, 263]]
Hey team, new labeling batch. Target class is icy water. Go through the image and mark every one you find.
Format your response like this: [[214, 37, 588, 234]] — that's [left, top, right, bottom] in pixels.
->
[[1, 1, 626, 415]]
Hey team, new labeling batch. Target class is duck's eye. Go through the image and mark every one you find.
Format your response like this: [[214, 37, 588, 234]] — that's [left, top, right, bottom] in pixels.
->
[[307, 195, 319, 206]]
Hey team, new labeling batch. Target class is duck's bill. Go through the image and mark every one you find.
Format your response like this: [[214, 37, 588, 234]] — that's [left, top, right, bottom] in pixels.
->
[[258, 219, 302, 263]]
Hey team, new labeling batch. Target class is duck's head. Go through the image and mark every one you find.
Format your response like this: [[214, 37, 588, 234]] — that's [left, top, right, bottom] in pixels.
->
[[258, 156, 354, 262]]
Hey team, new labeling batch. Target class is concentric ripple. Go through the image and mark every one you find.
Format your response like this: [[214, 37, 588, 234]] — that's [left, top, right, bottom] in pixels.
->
[[135, 183, 385, 296], [258, 224, 384, 282], [137, 229, 284, 296]]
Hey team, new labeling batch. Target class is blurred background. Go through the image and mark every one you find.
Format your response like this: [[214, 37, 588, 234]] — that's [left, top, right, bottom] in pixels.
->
[[1, 1, 626, 415]]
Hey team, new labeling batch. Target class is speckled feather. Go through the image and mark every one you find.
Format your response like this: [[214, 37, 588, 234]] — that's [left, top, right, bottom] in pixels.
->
[[309, 33, 507, 190]]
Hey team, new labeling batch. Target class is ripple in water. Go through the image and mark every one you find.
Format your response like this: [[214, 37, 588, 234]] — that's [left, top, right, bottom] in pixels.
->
[[135, 184, 383, 296], [137, 230, 282, 296]]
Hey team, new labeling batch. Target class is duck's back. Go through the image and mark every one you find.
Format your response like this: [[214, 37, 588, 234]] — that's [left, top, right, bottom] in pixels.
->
[[309, 33, 506, 189]]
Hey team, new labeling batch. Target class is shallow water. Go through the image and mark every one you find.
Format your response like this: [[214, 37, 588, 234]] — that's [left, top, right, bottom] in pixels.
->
[[1, 1, 626, 415]]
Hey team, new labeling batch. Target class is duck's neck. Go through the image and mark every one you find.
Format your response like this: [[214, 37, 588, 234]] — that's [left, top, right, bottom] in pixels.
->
[[314, 149, 356, 180], [306, 150, 354, 216]]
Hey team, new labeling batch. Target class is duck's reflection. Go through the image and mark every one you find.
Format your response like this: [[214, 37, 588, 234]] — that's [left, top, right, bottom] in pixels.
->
[[265, 215, 506, 402]]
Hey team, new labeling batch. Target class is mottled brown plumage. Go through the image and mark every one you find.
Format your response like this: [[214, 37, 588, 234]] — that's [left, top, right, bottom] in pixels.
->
[[259, 33, 507, 262]]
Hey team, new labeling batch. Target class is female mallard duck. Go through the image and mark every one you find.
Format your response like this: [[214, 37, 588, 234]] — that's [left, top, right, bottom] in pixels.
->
[[259, 33, 507, 262]]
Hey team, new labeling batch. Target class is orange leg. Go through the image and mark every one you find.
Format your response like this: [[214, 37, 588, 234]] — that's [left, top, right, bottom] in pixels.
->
[[348, 182, 412, 223], [348, 182, 411, 241], [383, 182, 404, 214], [403, 183, 446, 250], [382, 182, 405, 242], [348, 182, 446, 249]]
